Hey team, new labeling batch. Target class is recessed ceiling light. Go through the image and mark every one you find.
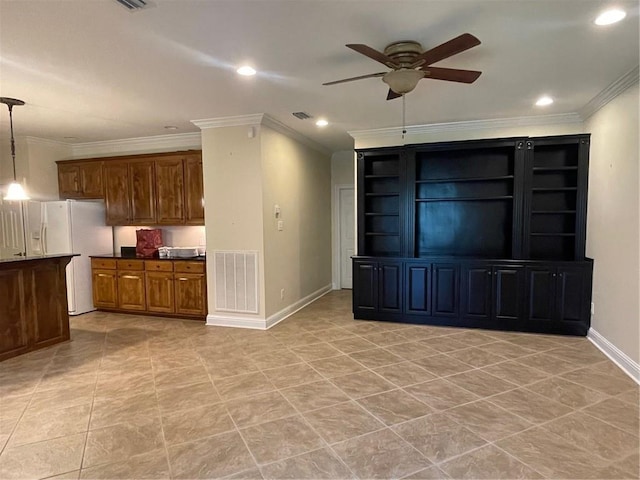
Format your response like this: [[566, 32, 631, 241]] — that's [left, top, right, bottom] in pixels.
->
[[237, 66, 256, 76], [595, 9, 626, 25], [535, 96, 554, 107], [315, 119, 329, 127], [164, 125, 178, 130]]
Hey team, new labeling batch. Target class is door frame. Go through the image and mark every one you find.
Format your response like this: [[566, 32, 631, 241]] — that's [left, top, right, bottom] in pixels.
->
[[332, 184, 355, 290]]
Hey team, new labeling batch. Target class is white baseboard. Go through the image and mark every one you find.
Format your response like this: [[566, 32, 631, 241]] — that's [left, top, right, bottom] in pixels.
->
[[587, 328, 640, 384], [206, 283, 333, 330], [266, 284, 333, 329], [206, 313, 268, 330]]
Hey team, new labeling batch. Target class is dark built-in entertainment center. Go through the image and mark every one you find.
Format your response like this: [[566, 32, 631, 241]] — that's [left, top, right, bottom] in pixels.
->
[[353, 134, 593, 336]]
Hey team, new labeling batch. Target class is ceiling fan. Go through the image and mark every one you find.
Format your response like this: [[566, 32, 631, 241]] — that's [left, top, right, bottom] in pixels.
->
[[324, 33, 482, 100]]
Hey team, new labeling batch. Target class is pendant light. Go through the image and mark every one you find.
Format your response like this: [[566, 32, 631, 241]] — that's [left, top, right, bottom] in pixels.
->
[[1, 97, 29, 201]]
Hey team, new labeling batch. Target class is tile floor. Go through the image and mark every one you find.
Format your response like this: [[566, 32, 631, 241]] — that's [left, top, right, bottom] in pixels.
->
[[0, 290, 638, 479]]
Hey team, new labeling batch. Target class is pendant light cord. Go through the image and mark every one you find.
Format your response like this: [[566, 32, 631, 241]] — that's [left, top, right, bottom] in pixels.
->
[[8, 104, 17, 181]]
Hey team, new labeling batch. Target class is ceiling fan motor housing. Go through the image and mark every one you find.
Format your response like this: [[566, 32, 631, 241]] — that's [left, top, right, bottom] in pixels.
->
[[383, 41, 425, 67]]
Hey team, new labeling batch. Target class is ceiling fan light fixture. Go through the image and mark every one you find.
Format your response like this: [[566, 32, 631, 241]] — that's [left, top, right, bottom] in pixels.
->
[[535, 95, 554, 107], [594, 9, 626, 25], [1, 97, 29, 201], [383, 69, 425, 95], [315, 119, 329, 127], [237, 65, 256, 76]]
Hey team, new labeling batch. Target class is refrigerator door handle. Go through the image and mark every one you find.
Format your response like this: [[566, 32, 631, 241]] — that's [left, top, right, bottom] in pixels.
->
[[42, 225, 47, 255]]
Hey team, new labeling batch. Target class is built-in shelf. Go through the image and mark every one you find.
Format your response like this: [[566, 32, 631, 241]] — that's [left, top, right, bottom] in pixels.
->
[[532, 166, 578, 172], [364, 232, 400, 236], [416, 196, 513, 202], [532, 187, 577, 192], [532, 210, 576, 214], [364, 213, 400, 217], [365, 192, 400, 197], [365, 174, 400, 179], [416, 175, 514, 184], [530, 232, 576, 237]]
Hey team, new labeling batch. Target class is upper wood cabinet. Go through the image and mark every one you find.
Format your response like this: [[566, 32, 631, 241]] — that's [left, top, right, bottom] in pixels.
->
[[57, 160, 104, 199], [63, 150, 204, 226]]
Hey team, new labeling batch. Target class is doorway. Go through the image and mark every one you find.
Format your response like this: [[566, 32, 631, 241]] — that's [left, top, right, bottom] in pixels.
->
[[335, 186, 355, 289]]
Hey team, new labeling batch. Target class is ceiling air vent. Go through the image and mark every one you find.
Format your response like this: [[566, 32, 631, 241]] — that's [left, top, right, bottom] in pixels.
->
[[292, 112, 312, 120], [115, 0, 148, 11]]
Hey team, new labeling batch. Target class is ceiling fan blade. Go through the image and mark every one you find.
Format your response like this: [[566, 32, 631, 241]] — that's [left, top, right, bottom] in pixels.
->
[[413, 33, 481, 67], [422, 67, 482, 83], [386, 89, 402, 100], [346, 44, 399, 68], [323, 72, 386, 86]]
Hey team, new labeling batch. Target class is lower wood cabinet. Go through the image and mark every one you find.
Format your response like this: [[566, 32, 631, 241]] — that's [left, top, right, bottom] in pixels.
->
[[90, 257, 207, 319], [354, 256, 593, 335]]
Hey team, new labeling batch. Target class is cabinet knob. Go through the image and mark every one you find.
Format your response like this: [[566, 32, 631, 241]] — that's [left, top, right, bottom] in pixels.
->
[[552, 273, 556, 277]]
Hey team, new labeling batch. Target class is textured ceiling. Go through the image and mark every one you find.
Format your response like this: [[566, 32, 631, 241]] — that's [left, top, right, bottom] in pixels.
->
[[0, 0, 638, 152]]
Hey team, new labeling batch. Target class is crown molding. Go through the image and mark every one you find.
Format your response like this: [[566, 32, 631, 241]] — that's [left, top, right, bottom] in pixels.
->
[[191, 114, 264, 129], [192, 113, 331, 156], [349, 113, 583, 141], [261, 115, 331, 156], [70, 132, 201, 158], [580, 65, 639, 120], [23, 136, 72, 148]]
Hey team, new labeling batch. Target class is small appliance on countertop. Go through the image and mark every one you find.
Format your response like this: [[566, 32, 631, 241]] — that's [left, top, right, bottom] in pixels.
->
[[159, 246, 204, 258]]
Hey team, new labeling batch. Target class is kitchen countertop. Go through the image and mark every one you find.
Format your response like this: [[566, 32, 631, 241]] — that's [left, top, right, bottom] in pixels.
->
[[90, 253, 206, 261], [0, 253, 79, 265]]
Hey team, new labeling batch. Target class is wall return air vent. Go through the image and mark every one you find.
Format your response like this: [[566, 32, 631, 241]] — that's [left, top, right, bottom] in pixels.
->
[[115, 0, 149, 11]]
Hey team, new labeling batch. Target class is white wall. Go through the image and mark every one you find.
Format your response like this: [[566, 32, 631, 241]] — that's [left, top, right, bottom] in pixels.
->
[[585, 83, 639, 366], [261, 126, 332, 318], [113, 225, 205, 251], [331, 150, 356, 289]]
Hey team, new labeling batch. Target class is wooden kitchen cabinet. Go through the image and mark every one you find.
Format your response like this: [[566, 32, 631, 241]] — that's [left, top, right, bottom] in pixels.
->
[[57, 160, 104, 199], [90, 257, 206, 319], [155, 156, 185, 224], [130, 161, 156, 224], [104, 162, 131, 225], [184, 154, 204, 225]]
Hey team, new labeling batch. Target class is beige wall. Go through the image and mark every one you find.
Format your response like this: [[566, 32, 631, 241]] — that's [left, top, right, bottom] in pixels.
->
[[331, 150, 355, 186], [201, 125, 266, 318], [585, 84, 639, 365], [261, 126, 332, 317], [353, 122, 586, 149], [24, 139, 73, 200]]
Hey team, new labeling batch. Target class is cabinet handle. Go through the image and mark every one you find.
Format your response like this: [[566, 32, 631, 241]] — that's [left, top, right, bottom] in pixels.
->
[[552, 273, 556, 277], [97, 273, 110, 277], [121, 275, 139, 279], [177, 277, 188, 281]]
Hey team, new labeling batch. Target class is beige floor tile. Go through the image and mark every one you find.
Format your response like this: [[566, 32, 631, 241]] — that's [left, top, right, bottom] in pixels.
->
[[419, 337, 469, 353], [281, 380, 350, 412], [150, 349, 201, 371], [516, 352, 579, 375], [616, 388, 639, 407], [330, 370, 396, 399], [303, 401, 384, 443], [83, 417, 164, 468], [10, 403, 90, 446], [411, 354, 473, 377], [309, 327, 354, 342], [505, 333, 569, 351], [329, 337, 377, 354], [271, 332, 322, 347], [543, 411, 639, 461], [526, 376, 609, 408], [616, 451, 640, 478], [309, 355, 367, 378], [161, 403, 235, 445], [445, 347, 507, 368], [562, 366, 636, 396], [168, 430, 256, 479], [373, 361, 437, 388], [404, 379, 479, 411], [481, 360, 550, 386], [0, 433, 86, 480], [260, 448, 354, 479], [446, 400, 532, 442], [383, 341, 439, 361], [249, 350, 304, 370], [357, 389, 433, 426], [26, 383, 95, 413], [496, 426, 624, 479], [226, 467, 264, 479], [547, 345, 608, 365], [480, 341, 536, 359], [225, 391, 297, 428], [333, 428, 431, 479], [90, 391, 159, 430], [448, 331, 498, 348], [262, 363, 323, 389], [489, 388, 572, 424], [402, 465, 450, 479], [584, 397, 640, 436], [240, 415, 323, 465], [445, 370, 518, 397], [204, 355, 260, 379], [349, 348, 403, 368], [156, 381, 220, 413], [214, 372, 275, 400], [393, 413, 486, 463], [153, 365, 211, 390], [46, 469, 81, 479], [361, 331, 409, 347], [79, 449, 169, 479], [36, 371, 97, 393], [439, 444, 543, 479], [290, 343, 342, 361]]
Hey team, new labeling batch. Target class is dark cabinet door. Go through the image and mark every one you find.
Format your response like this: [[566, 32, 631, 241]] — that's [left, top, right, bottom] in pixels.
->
[[129, 161, 156, 224], [406, 264, 430, 315], [556, 266, 584, 322], [155, 157, 185, 225], [104, 162, 131, 225], [461, 265, 492, 320], [432, 263, 459, 317], [353, 261, 377, 313], [379, 262, 402, 313], [526, 267, 556, 322], [493, 266, 524, 323]]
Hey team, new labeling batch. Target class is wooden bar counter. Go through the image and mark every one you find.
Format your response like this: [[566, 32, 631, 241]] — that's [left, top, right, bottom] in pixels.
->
[[0, 254, 77, 361]]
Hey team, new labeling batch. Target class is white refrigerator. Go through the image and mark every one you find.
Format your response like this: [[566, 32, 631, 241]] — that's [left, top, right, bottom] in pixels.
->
[[25, 200, 113, 315]]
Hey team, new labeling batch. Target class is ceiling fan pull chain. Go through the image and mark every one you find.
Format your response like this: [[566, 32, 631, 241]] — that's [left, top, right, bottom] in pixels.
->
[[402, 94, 406, 140]]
